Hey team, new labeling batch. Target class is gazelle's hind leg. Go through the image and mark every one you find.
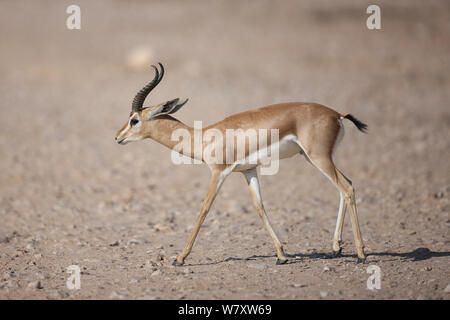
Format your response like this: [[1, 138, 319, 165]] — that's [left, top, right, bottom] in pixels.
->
[[301, 152, 366, 263], [334, 169, 366, 262], [332, 192, 347, 256]]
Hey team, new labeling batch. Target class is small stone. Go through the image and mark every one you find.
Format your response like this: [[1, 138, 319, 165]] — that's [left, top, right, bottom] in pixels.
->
[[142, 260, 158, 270], [36, 272, 47, 280], [127, 239, 140, 245], [49, 290, 69, 299], [423, 266, 432, 271], [291, 283, 306, 288], [152, 223, 169, 232], [109, 291, 126, 300], [151, 270, 161, 277], [444, 284, 450, 293], [109, 240, 120, 247], [27, 281, 43, 289], [153, 252, 166, 263], [323, 266, 331, 272], [320, 291, 328, 298], [58, 290, 69, 298], [434, 191, 445, 199]]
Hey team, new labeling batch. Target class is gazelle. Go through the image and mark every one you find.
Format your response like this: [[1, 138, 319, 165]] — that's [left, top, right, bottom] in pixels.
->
[[116, 63, 367, 265]]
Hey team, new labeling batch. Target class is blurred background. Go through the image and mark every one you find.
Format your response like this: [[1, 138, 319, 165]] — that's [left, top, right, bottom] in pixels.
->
[[0, 0, 449, 299]]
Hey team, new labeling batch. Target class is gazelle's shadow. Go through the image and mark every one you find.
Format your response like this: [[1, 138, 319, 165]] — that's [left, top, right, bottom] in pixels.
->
[[367, 247, 450, 261], [186, 247, 450, 266], [287, 247, 450, 264]]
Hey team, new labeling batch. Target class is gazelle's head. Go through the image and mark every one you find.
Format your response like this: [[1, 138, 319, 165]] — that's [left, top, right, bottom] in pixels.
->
[[115, 63, 188, 145]]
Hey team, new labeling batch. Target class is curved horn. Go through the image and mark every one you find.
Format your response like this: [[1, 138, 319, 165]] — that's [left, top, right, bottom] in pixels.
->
[[131, 63, 165, 112]]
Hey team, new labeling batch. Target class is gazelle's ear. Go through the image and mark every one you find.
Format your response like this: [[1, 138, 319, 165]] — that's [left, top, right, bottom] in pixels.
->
[[147, 98, 189, 119]]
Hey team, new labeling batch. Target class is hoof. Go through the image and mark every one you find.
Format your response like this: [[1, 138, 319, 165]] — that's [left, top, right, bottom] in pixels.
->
[[356, 257, 366, 264], [172, 260, 183, 266], [276, 258, 288, 265], [331, 248, 342, 258]]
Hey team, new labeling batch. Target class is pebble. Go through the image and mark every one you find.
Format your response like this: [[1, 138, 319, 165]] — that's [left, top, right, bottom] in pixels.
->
[[49, 290, 69, 299], [109, 291, 126, 300], [434, 191, 445, 199], [151, 270, 161, 277], [323, 266, 331, 272], [444, 284, 450, 293], [141, 260, 158, 270], [109, 240, 120, 247], [27, 281, 43, 289], [126, 239, 141, 246], [153, 253, 166, 263], [182, 268, 194, 274]]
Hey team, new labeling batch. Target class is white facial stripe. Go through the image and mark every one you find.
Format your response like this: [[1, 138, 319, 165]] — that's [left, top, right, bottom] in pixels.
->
[[117, 113, 141, 139], [118, 122, 131, 138]]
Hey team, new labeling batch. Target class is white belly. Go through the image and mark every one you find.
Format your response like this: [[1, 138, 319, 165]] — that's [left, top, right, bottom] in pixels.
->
[[233, 134, 301, 172]]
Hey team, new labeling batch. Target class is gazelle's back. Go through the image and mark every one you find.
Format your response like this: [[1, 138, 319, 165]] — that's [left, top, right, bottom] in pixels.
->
[[209, 102, 341, 136]]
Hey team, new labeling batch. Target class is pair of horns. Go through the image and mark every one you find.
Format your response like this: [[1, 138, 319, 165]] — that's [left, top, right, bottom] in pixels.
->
[[131, 63, 165, 112]]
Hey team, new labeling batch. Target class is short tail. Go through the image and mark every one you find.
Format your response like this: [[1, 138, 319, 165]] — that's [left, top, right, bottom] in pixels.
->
[[343, 114, 368, 133]]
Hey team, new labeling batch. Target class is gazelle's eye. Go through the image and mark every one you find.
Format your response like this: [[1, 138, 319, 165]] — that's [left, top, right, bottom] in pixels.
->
[[130, 118, 139, 126]]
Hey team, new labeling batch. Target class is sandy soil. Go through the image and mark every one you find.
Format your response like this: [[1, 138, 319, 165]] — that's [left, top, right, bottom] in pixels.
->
[[0, 0, 449, 299]]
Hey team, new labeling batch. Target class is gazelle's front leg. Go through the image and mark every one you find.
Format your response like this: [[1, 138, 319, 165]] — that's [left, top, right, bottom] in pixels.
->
[[173, 170, 228, 266], [242, 168, 288, 265]]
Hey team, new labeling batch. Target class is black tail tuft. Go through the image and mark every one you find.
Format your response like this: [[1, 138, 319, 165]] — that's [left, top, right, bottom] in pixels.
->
[[344, 114, 368, 133]]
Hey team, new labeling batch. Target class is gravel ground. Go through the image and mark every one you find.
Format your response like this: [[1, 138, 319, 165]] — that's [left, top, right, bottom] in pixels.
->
[[0, 0, 449, 299]]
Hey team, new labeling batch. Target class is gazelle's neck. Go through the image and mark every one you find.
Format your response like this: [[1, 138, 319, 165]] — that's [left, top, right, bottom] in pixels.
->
[[146, 115, 199, 160]]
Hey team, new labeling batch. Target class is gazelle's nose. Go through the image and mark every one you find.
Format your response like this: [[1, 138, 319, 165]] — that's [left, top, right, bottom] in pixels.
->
[[115, 136, 124, 145]]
